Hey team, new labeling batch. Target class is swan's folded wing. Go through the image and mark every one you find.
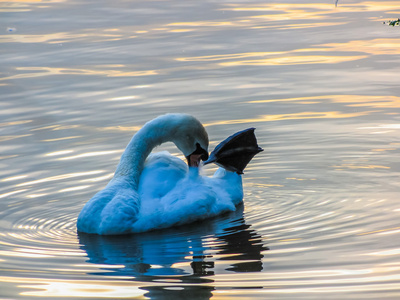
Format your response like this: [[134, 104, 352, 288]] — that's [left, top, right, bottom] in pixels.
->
[[204, 128, 263, 174]]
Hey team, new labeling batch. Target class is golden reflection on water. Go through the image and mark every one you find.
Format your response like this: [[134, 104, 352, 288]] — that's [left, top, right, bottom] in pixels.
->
[[44, 150, 74, 157], [0, 0, 63, 2], [0, 32, 121, 44], [0, 243, 83, 258], [249, 94, 400, 109], [0, 249, 53, 258], [15, 171, 104, 187], [177, 35, 400, 66], [0, 154, 18, 160], [270, 22, 347, 30], [358, 226, 400, 236], [177, 51, 367, 66], [0, 120, 32, 127], [41, 136, 82, 142], [0, 190, 27, 199], [0, 134, 32, 142], [57, 150, 122, 161], [219, 55, 367, 66], [30, 124, 80, 131], [80, 173, 114, 183], [0, 276, 144, 298], [167, 4, 346, 30], [1, 175, 28, 182], [176, 48, 368, 66], [223, 1, 400, 16], [58, 185, 91, 193], [211, 268, 400, 293], [332, 164, 390, 170], [368, 249, 400, 256], [100, 125, 142, 132], [0, 67, 158, 81], [176, 52, 286, 62], [2, 0, 398, 87], [0, 0, 65, 13], [322, 38, 400, 55], [205, 111, 372, 127], [168, 21, 234, 27]]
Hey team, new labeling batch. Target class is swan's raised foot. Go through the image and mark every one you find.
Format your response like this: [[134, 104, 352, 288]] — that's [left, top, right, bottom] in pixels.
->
[[204, 128, 263, 174]]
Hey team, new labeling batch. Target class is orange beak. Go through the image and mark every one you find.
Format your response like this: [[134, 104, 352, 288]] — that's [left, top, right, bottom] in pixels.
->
[[188, 154, 203, 167]]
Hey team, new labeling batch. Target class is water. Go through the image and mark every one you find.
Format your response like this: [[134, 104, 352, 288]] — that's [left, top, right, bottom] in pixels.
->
[[1, 0, 400, 298]]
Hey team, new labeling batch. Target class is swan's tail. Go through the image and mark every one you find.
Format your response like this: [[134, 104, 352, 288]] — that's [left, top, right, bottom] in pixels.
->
[[77, 180, 140, 235]]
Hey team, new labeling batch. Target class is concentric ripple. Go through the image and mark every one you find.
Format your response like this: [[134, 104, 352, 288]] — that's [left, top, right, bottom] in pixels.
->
[[0, 205, 83, 267], [1, 172, 400, 298]]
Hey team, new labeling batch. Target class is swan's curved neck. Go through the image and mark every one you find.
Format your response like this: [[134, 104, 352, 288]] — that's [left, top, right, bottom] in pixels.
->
[[112, 118, 176, 189]]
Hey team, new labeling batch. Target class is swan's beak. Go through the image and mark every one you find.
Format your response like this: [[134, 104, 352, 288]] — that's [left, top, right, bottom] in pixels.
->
[[188, 154, 203, 167], [186, 143, 209, 167]]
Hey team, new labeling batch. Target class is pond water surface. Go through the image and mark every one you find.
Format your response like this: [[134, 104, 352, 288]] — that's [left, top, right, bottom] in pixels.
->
[[1, 0, 400, 299]]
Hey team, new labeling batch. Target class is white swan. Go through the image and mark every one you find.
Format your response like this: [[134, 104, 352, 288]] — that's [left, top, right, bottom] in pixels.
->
[[77, 113, 258, 235]]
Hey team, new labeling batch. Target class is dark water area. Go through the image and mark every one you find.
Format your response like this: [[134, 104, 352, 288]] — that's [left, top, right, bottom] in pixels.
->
[[1, 0, 400, 299]]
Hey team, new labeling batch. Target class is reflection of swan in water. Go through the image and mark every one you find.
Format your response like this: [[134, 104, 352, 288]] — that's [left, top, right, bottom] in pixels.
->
[[77, 114, 262, 235], [78, 205, 268, 281]]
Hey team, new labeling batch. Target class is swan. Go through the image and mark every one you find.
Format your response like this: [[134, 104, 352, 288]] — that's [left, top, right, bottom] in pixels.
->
[[77, 113, 262, 235]]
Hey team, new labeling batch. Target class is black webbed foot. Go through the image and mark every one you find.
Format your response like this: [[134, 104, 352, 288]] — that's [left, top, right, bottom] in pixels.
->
[[204, 128, 263, 174]]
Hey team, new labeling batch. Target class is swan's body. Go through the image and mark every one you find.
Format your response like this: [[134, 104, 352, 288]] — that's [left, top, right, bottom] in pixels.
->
[[77, 114, 244, 235], [134, 152, 242, 232]]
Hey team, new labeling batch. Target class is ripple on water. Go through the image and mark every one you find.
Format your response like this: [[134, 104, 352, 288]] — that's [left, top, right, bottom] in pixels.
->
[[0, 174, 399, 298], [0, 204, 83, 266]]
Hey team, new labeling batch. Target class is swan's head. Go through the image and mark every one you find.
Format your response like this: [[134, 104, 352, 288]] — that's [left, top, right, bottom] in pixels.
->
[[160, 114, 209, 167]]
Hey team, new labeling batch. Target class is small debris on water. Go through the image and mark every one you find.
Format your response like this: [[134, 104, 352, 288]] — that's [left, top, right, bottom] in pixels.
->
[[383, 18, 400, 26]]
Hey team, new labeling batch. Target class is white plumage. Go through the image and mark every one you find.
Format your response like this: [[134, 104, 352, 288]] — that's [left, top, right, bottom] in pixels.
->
[[77, 114, 243, 235]]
